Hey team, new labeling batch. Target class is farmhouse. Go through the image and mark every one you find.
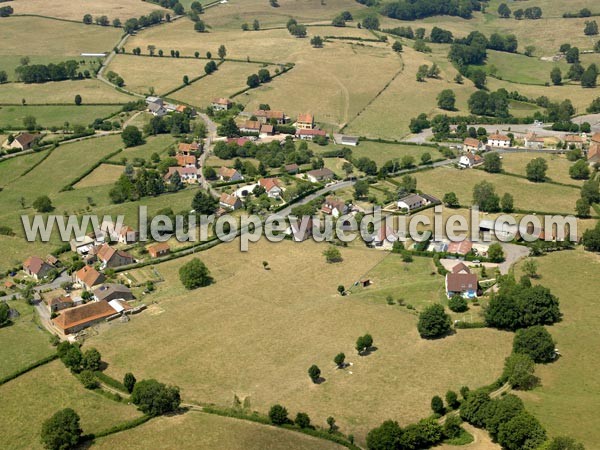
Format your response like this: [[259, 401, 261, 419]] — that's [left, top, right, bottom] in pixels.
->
[[321, 196, 348, 217], [178, 142, 200, 155], [240, 120, 262, 134], [296, 113, 314, 130], [117, 226, 138, 244], [23, 256, 53, 280], [445, 263, 478, 299], [148, 242, 170, 258], [285, 163, 300, 174], [74, 266, 105, 291], [588, 134, 600, 164], [45, 294, 75, 313], [219, 192, 243, 210], [296, 129, 327, 141], [564, 134, 585, 149], [148, 101, 167, 117], [254, 109, 287, 124], [218, 167, 243, 182], [165, 166, 199, 183], [306, 168, 334, 183], [5, 132, 39, 151], [447, 239, 473, 255], [487, 133, 511, 148], [96, 244, 134, 269], [459, 153, 483, 168], [333, 134, 359, 146], [260, 124, 275, 137], [463, 137, 483, 152], [93, 284, 135, 302], [211, 97, 232, 111], [100, 220, 137, 244], [259, 178, 283, 198], [524, 133, 545, 150], [146, 96, 163, 106], [52, 299, 130, 335]]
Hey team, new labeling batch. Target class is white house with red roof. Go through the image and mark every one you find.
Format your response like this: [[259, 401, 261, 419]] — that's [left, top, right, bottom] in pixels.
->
[[258, 178, 284, 199]]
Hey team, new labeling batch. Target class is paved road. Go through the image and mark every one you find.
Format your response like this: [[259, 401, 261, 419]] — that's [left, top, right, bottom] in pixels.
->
[[197, 113, 220, 197]]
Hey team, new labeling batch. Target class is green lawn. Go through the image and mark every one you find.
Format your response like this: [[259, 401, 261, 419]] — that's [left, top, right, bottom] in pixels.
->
[[0, 105, 121, 129], [109, 134, 177, 163]]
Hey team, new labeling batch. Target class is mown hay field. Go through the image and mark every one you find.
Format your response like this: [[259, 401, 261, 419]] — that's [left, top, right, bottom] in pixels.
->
[[0, 80, 133, 104], [499, 152, 584, 186], [88, 239, 512, 444], [0, 105, 121, 129]]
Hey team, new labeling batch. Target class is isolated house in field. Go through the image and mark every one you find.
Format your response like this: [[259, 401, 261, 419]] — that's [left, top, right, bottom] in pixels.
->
[[321, 196, 348, 218], [524, 133, 545, 150], [240, 120, 262, 134], [447, 239, 473, 256], [487, 133, 511, 148], [52, 299, 130, 335], [45, 294, 74, 313], [219, 192, 243, 210], [93, 284, 135, 302], [397, 194, 427, 212], [564, 134, 585, 149], [211, 97, 232, 111], [463, 137, 483, 153], [333, 134, 359, 147], [296, 128, 327, 141], [96, 244, 134, 269], [148, 242, 171, 258], [306, 168, 334, 183], [459, 153, 483, 168], [7, 132, 39, 151], [218, 167, 243, 182], [254, 109, 287, 124], [165, 166, 199, 184], [23, 256, 53, 280], [296, 113, 314, 130], [74, 266, 105, 291], [445, 263, 478, 299], [258, 178, 284, 199]]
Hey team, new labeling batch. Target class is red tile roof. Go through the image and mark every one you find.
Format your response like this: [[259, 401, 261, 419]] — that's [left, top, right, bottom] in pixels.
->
[[52, 300, 121, 332], [75, 266, 104, 288]]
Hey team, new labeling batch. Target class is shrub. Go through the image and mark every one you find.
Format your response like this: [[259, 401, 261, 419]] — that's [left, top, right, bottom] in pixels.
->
[[448, 294, 468, 312], [268, 404, 289, 425]]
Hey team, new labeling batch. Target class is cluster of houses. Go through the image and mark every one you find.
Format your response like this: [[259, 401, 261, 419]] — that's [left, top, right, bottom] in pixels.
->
[[146, 96, 196, 117], [164, 141, 202, 184]]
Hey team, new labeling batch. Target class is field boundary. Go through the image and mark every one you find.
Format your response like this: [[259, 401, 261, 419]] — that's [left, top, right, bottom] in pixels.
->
[[0, 354, 58, 386]]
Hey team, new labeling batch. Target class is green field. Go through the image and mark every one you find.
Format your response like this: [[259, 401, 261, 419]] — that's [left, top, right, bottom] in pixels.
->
[[0, 302, 55, 380], [514, 249, 600, 448], [94, 412, 344, 450], [108, 134, 177, 163], [0, 105, 121, 129], [499, 152, 583, 186], [0, 360, 142, 450], [87, 239, 512, 444], [314, 141, 441, 166]]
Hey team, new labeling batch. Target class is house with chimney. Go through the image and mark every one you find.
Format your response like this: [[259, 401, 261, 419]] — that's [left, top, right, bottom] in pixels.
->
[[52, 299, 130, 335], [321, 196, 348, 218], [219, 192, 243, 210], [462, 137, 483, 153], [5, 132, 39, 151]]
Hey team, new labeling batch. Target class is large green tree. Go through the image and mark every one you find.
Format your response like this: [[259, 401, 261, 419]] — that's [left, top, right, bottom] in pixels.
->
[[179, 258, 212, 290], [40, 408, 82, 450], [417, 304, 451, 339], [121, 125, 144, 148], [131, 379, 181, 416], [513, 326, 556, 363]]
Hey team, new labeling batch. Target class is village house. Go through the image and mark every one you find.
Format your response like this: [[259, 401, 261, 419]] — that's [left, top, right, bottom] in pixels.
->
[[372, 224, 398, 250], [285, 163, 300, 174], [296, 113, 314, 130], [148, 101, 167, 117], [211, 97, 232, 111], [445, 262, 478, 299], [23, 256, 54, 280], [165, 166, 199, 184], [296, 129, 327, 141], [219, 192, 243, 210], [459, 152, 483, 168], [487, 133, 511, 148], [306, 167, 334, 183], [333, 134, 359, 147], [254, 109, 287, 124], [93, 284, 135, 302], [462, 137, 483, 153], [100, 221, 137, 244], [259, 178, 284, 199], [96, 244, 134, 269], [397, 194, 431, 212], [260, 124, 275, 137], [447, 239, 473, 256], [240, 120, 262, 134], [148, 242, 171, 258], [564, 134, 585, 149], [524, 133, 545, 150], [45, 294, 80, 313], [52, 299, 130, 335], [218, 167, 244, 182], [321, 196, 348, 218], [178, 142, 200, 155], [74, 266, 105, 291], [286, 217, 313, 242], [5, 132, 39, 151], [176, 154, 197, 167]]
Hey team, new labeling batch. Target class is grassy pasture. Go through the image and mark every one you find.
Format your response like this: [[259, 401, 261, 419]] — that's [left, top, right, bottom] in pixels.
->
[[0, 302, 55, 379], [202, 0, 367, 30], [411, 165, 581, 214], [0, 105, 121, 129], [88, 239, 512, 444], [74, 163, 125, 188], [0, 360, 141, 450], [313, 141, 440, 166], [171, 62, 275, 107], [242, 40, 403, 130], [499, 153, 583, 186], [10, 0, 169, 22], [0, 151, 46, 188], [94, 412, 344, 450], [109, 134, 177, 163], [0, 80, 133, 104], [0, 57, 100, 82], [514, 249, 600, 448], [478, 50, 570, 85], [106, 54, 209, 96]]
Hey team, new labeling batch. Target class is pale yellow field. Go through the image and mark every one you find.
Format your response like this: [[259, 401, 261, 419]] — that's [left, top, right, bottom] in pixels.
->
[[499, 152, 583, 186], [94, 412, 344, 450], [89, 239, 512, 444], [74, 163, 125, 188], [171, 62, 276, 107], [10, 0, 169, 22], [0, 80, 133, 104]]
